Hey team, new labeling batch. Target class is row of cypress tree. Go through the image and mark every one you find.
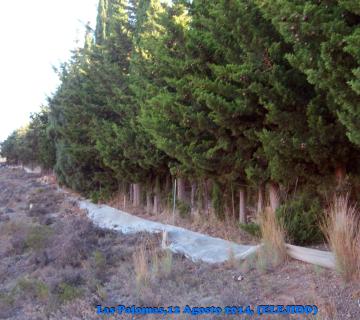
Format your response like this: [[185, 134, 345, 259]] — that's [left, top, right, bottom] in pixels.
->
[[1, 0, 359, 242]]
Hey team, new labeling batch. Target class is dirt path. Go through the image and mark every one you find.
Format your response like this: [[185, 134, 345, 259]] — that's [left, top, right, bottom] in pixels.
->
[[0, 167, 359, 319]]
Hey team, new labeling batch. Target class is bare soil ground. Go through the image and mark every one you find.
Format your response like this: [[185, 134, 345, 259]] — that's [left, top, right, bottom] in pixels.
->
[[0, 167, 359, 320]]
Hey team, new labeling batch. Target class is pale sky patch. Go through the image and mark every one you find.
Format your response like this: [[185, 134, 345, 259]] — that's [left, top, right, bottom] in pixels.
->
[[0, 0, 99, 141]]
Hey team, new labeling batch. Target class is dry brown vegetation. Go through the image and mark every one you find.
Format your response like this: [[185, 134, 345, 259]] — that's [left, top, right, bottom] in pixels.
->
[[1, 168, 360, 319], [108, 192, 257, 245], [133, 243, 151, 288], [322, 195, 360, 281], [255, 207, 287, 269]]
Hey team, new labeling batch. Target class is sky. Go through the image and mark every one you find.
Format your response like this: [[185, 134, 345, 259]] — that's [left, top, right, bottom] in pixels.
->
[[0, 0, 99, 142]]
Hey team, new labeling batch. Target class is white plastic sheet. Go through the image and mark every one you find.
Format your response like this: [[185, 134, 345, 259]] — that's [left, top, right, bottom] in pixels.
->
[[79, 200, 336, 268], [79, 201, 260, 263]]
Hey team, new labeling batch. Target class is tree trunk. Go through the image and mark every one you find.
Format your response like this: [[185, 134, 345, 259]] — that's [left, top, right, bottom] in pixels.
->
[[190, 181, 197, 215], [146, 191, 152, 213], [335, 164, 346, 186], [133, 183, 141, 207], [203, 179, 210, 216], [129, 184, 133, 205], [269, 182, 280, 212], [231, 183, 235, 219], [153, 177, 161, 214], [172, 178, 177, 224], [239, 186, 247, 224], [153, 194, 160, 214], [121, 182, 128, 209], [164, 175, 171, 194], [257, 183, 265, 215], [177, 177, 186, 202]]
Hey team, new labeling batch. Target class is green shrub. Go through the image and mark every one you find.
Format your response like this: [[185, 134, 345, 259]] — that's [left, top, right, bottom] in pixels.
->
[[239, 223, 261, 238], [92, 250, 106, 270], [16, 278, 49, 301], [56, 282, 83, 303], [90, 191, 101, 204], [176, 200, 191, 218], [25, 225, 53, 251], [0, 291, 15, 308], [90, 187, 113, 203], [211, 182, 225, 220], [165, 191, 173, 210], [276, 192, 324, 245]]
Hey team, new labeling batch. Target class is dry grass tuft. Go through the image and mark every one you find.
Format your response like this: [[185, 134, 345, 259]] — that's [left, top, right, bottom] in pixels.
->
[[258, 207, 287, 268], [160, 250, 173, 277], [133, 244, 150, 288], [133, 237, 174, 293], [322, 195, 360, 281]]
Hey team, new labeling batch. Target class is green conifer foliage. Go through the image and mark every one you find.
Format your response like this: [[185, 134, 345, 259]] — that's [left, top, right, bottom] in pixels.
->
[[26, 108, 56, 169], [1, 130, 24, 164], [254, 0, 360, 191], [48, 28, 116, 193], [2, 0, 360, 228], [92, 0, 169, 187], [0, 108, 56, 169], [95, 0, 109, 45]]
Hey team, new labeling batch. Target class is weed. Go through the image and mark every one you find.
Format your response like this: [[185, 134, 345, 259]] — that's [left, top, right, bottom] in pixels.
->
[[322, 195, 360, 281], [151, 249, 159, 275], [277, 192, 324, 245], [239, 222, 261, 238], [161, 249, 173, 277], [55, 282, 83, 303], [92, 250, 106, 270], [16, 278, 50, 301], [0, 221, 26, 236], [95, 283, 107, 301], [239, 253, 257, 273], [133, 244, 150, 288], [0, 291, 15, 308], [90, 188, 113, 204], [225, 247, 239, 269], [2, 222, 29, 255], [177, 200, 191, 218], [313, 264, 325, 276], [258, 207, 287, 268], [25, 225, 53, 252]]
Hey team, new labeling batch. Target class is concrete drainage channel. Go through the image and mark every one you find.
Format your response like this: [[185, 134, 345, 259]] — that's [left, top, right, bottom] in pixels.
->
[[17, 166, 337, 270], [79, 201, 260, 264], [79, 200, 336, 269], [15, 166, 336, 268]]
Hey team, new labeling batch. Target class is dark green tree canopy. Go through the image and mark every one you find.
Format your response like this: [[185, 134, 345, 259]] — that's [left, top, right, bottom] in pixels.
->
[[2, 0, 359, 218]]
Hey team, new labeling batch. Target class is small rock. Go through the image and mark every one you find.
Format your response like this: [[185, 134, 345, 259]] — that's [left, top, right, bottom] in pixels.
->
[[237, 275, 244, 281]]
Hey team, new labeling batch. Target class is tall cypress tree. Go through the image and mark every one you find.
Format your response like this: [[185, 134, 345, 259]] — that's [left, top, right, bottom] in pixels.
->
[[255, 0, 360, 188], [48, 27, 116, 194], [95, 0, 109, 45], [138, 0, 313, 217], [91, 0, 169, 206]]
